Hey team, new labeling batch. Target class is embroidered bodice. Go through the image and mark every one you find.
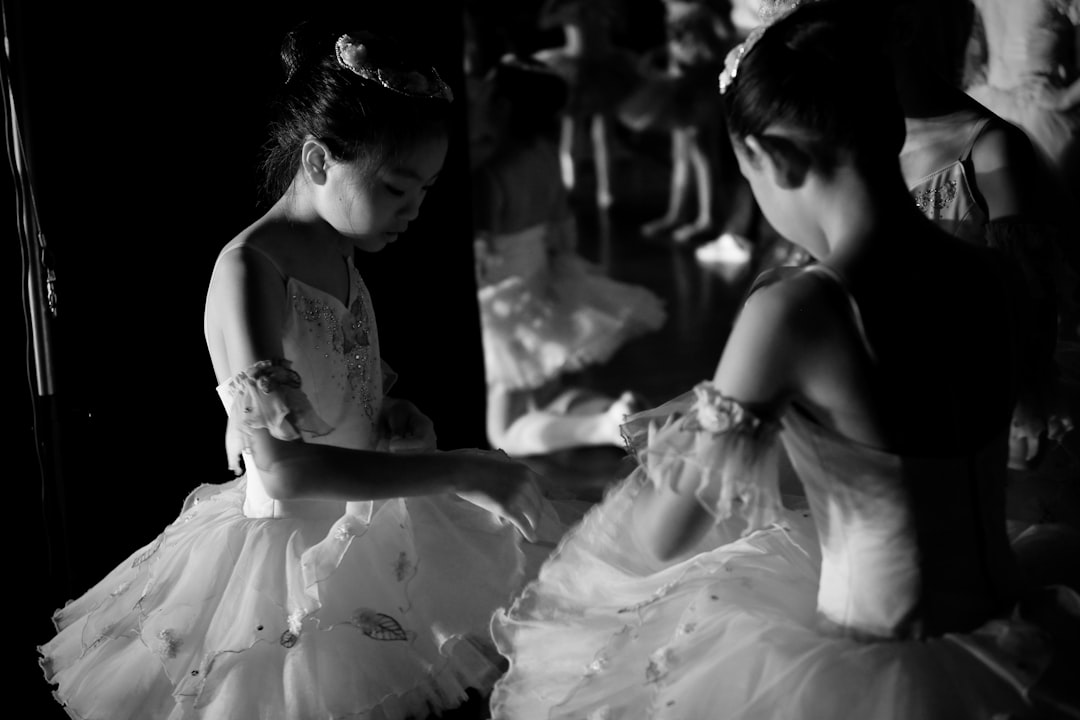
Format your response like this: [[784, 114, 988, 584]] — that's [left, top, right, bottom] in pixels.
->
[[902, 112, 992, 245], [211, 245, 387, 520]]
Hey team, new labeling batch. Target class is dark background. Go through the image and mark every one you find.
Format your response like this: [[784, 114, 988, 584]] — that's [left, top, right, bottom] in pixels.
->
[[7, 2, 494, 715]]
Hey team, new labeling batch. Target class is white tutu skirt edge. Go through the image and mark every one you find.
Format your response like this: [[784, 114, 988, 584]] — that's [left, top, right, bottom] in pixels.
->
[[40, 477, 526, 720]]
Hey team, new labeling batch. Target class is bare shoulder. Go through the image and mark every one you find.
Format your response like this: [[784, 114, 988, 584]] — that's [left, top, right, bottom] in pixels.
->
[[970, 117, 1038, 176], [970, 116, 1043, 219], [211, 221, 296, 284], [741, 268, 837, 340], [715, 268, 838, 405]]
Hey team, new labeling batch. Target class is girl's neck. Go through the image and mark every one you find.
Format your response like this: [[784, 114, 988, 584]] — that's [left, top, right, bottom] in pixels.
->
[[270, 187, 351, 258], [819, 164, 922, 267]]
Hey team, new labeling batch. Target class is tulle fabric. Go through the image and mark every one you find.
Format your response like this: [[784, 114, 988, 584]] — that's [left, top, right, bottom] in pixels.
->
[[218, 358, 335, 475], [491, 483, 1059, 720], [622, 382, 784, 534], [40, 476, 526, 720], [479, 249, 667, 391], [40, 359, 530, 719], [490, 391, 1074, 720]]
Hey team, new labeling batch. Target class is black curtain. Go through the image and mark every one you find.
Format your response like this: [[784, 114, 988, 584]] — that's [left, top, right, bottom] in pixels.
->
[[9, 3, 480, 716]]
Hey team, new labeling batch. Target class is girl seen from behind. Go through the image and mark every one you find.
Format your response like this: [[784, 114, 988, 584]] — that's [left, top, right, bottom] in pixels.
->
[[490, 2, 1079, 718]]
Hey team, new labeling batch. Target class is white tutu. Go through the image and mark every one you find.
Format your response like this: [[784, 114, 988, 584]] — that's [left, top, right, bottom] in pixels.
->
[[41, 476, 526, 720], [490, 378, 1079, 719], [479, 225, 667, 391]]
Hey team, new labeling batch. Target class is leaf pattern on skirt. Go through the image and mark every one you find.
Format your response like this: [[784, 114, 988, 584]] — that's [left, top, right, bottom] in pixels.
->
[[352, 608, 412, 642]]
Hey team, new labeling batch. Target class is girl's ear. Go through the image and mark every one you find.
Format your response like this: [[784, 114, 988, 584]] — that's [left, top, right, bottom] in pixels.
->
[[746, 134, 810, 190], [301, 139, 332, 185]]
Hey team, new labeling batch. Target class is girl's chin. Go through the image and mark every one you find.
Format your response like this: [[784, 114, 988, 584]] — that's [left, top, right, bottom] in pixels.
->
[[343, 236, 390, 253]]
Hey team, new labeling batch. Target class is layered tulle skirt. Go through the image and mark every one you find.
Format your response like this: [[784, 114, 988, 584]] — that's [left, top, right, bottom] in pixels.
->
[[479, 249, 666, 392], [490, 473, 1077, 720], [40, 477, 528, 720]]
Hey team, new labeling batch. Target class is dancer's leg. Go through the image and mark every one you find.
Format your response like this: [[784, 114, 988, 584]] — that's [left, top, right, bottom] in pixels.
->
[[642, 128, 691, 238]]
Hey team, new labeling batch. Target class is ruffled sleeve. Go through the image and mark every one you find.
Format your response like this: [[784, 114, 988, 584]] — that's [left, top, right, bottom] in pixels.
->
[[218, 359, 334, 475], [622, 381, 783, 534]]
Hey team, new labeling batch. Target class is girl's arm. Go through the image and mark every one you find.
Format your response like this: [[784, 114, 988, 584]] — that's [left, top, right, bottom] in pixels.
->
[[209, 243, 542, 539], [971, 121, 1042, 221], [631, 281, 799, 561]]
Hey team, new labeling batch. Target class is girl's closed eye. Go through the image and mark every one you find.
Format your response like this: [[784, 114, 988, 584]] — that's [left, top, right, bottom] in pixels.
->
[[384, 183, 407, 197]]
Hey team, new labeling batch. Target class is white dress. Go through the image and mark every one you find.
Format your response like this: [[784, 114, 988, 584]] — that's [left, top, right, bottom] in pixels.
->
[[39, 245, 532, 720], [490, 265, 1079, 719]]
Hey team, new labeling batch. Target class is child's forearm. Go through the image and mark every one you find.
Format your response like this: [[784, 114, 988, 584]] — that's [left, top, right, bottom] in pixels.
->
[[631, 480, 715, 563], [250, 433, 489, 502]]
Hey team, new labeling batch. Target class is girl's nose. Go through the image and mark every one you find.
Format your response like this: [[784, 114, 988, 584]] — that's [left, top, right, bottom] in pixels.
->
[[402, 193, 426, 221]]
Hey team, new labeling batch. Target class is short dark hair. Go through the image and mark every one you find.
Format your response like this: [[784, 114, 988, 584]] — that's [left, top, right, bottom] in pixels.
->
[[259, 21, 452, 203], [722, 1, 905, 175]]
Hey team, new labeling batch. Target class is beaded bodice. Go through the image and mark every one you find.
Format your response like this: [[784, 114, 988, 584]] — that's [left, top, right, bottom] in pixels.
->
[[282, 259, 384, 442], [214, 249, 385, 520], [902, 113, 992, 245]]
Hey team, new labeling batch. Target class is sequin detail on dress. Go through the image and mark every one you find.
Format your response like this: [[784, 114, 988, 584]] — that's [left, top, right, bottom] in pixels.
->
[[291, 286, 378, 426], [912, 179, 959, 212]]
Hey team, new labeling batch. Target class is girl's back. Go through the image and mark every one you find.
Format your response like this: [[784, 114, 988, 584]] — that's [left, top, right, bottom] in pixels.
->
[[788, 224, 1020, 460]]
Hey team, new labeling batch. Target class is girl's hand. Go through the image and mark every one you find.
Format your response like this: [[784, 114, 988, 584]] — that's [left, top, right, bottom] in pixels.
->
[[379, 397, 437, 453], [451, 449, 544, 542]]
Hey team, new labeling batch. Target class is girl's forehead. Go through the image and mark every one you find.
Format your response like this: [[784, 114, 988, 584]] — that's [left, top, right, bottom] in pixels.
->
[[382, 135, 449, 180]]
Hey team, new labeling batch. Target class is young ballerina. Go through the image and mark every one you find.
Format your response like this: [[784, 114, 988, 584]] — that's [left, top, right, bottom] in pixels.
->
[[531, 0, 642, 209], [621, 0, 737, 244], [38, 24, 548, 720], [471, 54, 667, 458], [490, 3, 1079, 718]]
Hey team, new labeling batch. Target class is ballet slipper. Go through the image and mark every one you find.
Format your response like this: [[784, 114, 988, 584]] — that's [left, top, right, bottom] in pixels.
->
[[695, 233, 753, 264]]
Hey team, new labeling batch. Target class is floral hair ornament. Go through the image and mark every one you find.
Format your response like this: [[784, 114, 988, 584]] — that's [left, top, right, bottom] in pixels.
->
[[718, 0, 808, 95], [335, 33, 454, 102]]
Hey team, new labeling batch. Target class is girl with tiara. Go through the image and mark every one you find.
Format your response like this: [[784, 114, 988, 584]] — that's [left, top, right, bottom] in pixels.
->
[[470, 54, 667, 459], [39, 23, 548, 720], [490, 2, 1079, 718]]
